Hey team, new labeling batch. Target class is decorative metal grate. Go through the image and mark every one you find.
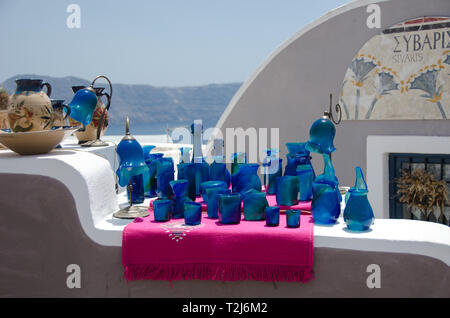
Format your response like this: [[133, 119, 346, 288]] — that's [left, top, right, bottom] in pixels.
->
[[389, 153, 450, 226]]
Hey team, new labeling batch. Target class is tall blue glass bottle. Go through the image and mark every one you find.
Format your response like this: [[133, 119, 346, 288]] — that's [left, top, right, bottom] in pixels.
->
[[262, 149, 282, 194]]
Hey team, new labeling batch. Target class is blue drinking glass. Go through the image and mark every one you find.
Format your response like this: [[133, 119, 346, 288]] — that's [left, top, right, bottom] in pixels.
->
[[218, 193, 242, 224], [209, 162, 231, 188], [243, 191, 268, 221], [343, 167, 374, 231], [156, 158, 174, 199], [275, 176, 299, 206], [311, 183, 341, 224], [153, 199, 172, 222], [170, 179, 190, 219], [177, 162, 197, 201], [265, 206, 280, 227], [231, 163, 261, 193], [286, 210, 301, 228], [127, 174, 145, 204], [296, 165, 314, 201], [305, 116, 336, 154], [205, 187, 231, 219], [184, 201, 202, 226], [200, 180, 227, 202]]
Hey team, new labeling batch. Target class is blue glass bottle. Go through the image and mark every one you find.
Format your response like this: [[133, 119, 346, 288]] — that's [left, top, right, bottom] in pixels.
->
[[296, 165, 314, 201], [275, 176, 299, 206], [243, 191, 268, 221], [231, 163, 261, 193], [284, 142, 312, 176], [262, 149, 283, 194], [343, 167, 374, 231], [286, 210, 301, 228], [205, 187, 231, 219], [170, 179, 191, 219], [145, 153, 164, 197], [218, 193, 242, 224], [142, 146, 156, 197], [265, 206, 280, 227], [156, 158, 175, 199], [127, 174, 145, 204], [184, 201, 202, 226], [209, 161, 231, 188]]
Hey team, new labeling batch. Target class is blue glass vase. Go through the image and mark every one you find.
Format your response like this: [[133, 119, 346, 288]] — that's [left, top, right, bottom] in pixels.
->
[[311, 183, 340, 224], [142, 146, 156, 197], [116, 134, 149, 188], [127, 174, 145, 204], [184, 201, 202, 226], [231, 152, 247, 175], [305, 116, 336, 154], [200, 180, 227, 202], [275, 176, 299, 206], [218, 193, 242, 224], [153, 199, 172, 222], [243, 191, 268, 221], [177, 162, 197, 201], [156, 158, 175, 199], [144, 153, 164, 197], [296, 165, 314, 201], [286, 210, 301, 228], [170, 179, 191, 219], [205, 187, 231, 219], [262, 149, 282, 194], [315, 153, 342, 202], [284, 142, 312, 176], [343, 167, 374, 231], [209, 161, 231, 188], [231, 163, 261, 193], [265, 206, 280, 227]]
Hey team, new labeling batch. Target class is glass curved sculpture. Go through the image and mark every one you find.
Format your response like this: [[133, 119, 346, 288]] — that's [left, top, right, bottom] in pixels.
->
[[170, 179, 191, 219], [305, 116, 336, 154], [156, 158, 175, 199], [243, 191, 268, 221], [205, 187, 231, 219], [263, 149, 283, 194], [184, 201, 202, 226], [68, 86, 98, 128], [343, 167, 374, 231], [231, 163, 261, 193], [275, 176, 299, 206], [315, 153, 342, 202], [218, 193, 242, 224]]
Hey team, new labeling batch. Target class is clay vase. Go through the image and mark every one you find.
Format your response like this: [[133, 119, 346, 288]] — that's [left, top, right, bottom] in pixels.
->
[[8, 79, 54, 132], [51, 100, 71, 127], [69, 86, 110, 143]]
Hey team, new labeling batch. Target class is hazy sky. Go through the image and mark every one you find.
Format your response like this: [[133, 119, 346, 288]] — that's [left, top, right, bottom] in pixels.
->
[[0, 0, 349, 86]]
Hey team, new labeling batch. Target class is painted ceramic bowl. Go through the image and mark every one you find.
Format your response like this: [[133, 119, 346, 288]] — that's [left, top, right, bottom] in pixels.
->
[[0, 126, 79, 155]]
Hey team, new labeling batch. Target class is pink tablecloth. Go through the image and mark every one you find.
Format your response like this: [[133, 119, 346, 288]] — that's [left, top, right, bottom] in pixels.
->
[[122, 212, 314, 283]]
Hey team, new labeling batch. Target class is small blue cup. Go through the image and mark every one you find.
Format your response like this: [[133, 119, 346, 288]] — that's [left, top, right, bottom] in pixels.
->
[[218, 193, 242, 224], [265, 206, 280, 227], [153, 199, 172, 222], [184, 201, 202, 226], [286, 210, 301, 228]]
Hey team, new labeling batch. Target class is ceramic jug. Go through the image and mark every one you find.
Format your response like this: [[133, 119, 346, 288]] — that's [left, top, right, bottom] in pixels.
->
[[8, 79, 54, 132], [51, 100, 71, 127], [69, 86, 110, 143]]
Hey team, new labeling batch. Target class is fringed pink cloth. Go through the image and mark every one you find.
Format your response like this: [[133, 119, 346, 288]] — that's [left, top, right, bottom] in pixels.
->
[[122, 212, 314, 283]]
